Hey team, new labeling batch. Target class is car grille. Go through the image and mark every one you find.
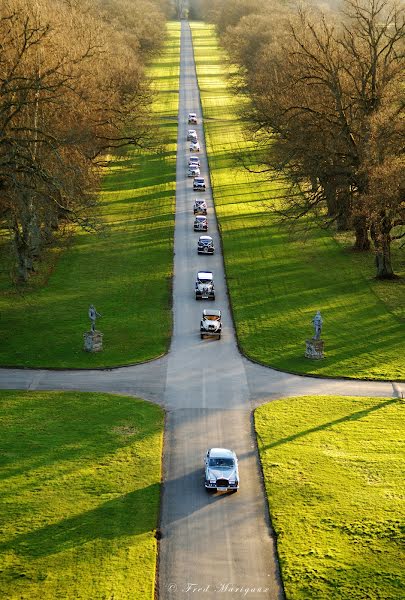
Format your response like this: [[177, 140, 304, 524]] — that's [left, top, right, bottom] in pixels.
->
[[216, 478, 229, 487]]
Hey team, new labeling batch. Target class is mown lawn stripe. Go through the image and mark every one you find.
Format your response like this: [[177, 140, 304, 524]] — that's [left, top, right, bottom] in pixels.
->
[[0, 389, 164, 599], [255, 396, 404, 600]]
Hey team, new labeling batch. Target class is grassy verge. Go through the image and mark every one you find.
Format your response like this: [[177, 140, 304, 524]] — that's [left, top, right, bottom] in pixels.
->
[[255, 395, 404, 600], [0, 390, 164, 599], [0, 22, 180, 368], [190, 22, 404, 381]]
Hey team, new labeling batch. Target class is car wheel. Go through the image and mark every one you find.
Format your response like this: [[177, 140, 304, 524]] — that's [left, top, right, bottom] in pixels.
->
[[200, 334, 204, 339], [218, 334, 221, 340], [231, 488, 238, 493], [211, 295, 215, 301]]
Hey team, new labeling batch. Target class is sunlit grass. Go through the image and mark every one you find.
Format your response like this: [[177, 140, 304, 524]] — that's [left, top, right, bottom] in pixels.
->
[[190, 22, 404, 380], [255, 396, 404, 599], [0, 23, 180, 368], [0, 390, 164, 599]]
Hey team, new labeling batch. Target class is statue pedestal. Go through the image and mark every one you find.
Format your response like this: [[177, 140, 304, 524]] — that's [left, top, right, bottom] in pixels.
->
[[84, 330, 103, 352], [305, 338, 325, 360]]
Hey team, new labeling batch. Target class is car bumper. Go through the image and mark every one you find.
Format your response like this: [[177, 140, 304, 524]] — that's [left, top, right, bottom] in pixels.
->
[[205, 482, 239, 491], [201, 329, 221, 336], [198, 248, 214, 254]]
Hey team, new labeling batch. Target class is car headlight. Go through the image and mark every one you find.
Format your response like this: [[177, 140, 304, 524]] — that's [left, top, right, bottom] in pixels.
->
[[210, 479, 216, 484]]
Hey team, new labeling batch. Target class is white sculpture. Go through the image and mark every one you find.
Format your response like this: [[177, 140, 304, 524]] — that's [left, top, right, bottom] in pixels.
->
[[88, 304, 101, 332], [312, 310, 323, 340]]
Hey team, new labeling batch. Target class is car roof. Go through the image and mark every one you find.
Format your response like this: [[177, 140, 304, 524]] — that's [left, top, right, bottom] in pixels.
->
[[199, 235, 212, 241], [197, 271, 213, 279], [208, 448, 234, 458], [188, 112, 196, 116], [203, 309, 221, 317], [194, 177, 205, 181], [194, 198, 206, 203]]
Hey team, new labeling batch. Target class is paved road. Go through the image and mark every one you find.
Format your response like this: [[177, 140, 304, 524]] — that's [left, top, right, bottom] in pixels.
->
[[158, 23, 283, 600], [0, 20, 402, 600]]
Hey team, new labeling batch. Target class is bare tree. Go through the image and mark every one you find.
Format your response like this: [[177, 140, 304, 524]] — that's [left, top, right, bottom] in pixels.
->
[[0, 0, 166, 282], [230, 0, 404, 277]]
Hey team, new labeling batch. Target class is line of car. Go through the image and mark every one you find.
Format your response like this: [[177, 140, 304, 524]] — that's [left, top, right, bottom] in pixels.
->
[[187, 112, 239, 494]]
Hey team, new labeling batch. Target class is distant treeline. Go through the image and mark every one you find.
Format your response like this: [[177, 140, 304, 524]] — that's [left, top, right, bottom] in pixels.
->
[[194, 0, 404, 279], [0, 0, 172, 283]]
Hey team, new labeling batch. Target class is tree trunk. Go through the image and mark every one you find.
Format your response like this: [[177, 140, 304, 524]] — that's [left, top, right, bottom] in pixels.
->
[[370, 214, 395, 279], [375, 248, 395, 279], [12, 220, 30, 283], [352, 215, 370, 251]]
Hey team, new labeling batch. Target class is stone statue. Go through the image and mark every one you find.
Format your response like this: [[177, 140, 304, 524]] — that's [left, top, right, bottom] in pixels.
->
[[88, 304, 101, 332], [312, 310, 323, 340]]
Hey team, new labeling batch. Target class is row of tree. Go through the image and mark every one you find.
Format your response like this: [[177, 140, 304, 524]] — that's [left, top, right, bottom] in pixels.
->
[[0, 0, 170, 283], [199, 0, 404, 279]]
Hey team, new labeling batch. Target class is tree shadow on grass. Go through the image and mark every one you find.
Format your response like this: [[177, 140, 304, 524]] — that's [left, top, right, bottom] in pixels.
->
[[261, 398, 398, 451], [0, 485, 160, 558]]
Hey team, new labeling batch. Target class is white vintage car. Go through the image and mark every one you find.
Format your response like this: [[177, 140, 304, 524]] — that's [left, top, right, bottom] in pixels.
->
[[200, 308, 222, 339], [197, 235, 214, 254], [187, 129, 197, 141], [193, 177, 206, 191], [193, 198, 207, 215], [188, 112, 197, 124], [188, 165, 201, 177], [189, 141, 200, 152], [204, 448, 239, 492], [189, 155, 200, 167], [195, 271, 215, 300], [194, 215, 208, 231]]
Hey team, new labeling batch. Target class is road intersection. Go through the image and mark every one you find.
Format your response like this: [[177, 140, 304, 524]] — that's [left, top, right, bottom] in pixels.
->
[[0, 21, 401, 600]]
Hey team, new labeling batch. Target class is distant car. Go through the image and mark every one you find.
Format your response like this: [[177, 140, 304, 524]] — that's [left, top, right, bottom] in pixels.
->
[[188, 112, 197, 124], [197, 235, 214, 254], [194, 215, 208, 231], [187, 129, 197, 141], [193, 198, 207, 215], [195, 271, 215, 300], [190, 141, 200, 152], [189, 155, 200, 167], [200, 308, 222, 339], [204, 448, 239, 492], [188, 165, 201, 177], [193, 177, 206, 191]]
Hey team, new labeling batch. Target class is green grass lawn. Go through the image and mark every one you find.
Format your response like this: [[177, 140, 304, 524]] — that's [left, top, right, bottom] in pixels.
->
[[190, 22, 404, 381], [0, 23, 180, 368], [0, 390, 164, 599], [255, 396, 404, 600]]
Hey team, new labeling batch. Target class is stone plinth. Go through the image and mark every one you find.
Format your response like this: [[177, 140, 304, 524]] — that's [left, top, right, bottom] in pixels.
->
[[84, 330, 103, 352], [305, 338, 325, 360]]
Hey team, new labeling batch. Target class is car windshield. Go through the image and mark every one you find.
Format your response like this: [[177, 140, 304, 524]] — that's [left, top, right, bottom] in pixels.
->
[[209, 458, 234, 468], [205, 315, 220, 321], [198, 278, 210, 283]]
